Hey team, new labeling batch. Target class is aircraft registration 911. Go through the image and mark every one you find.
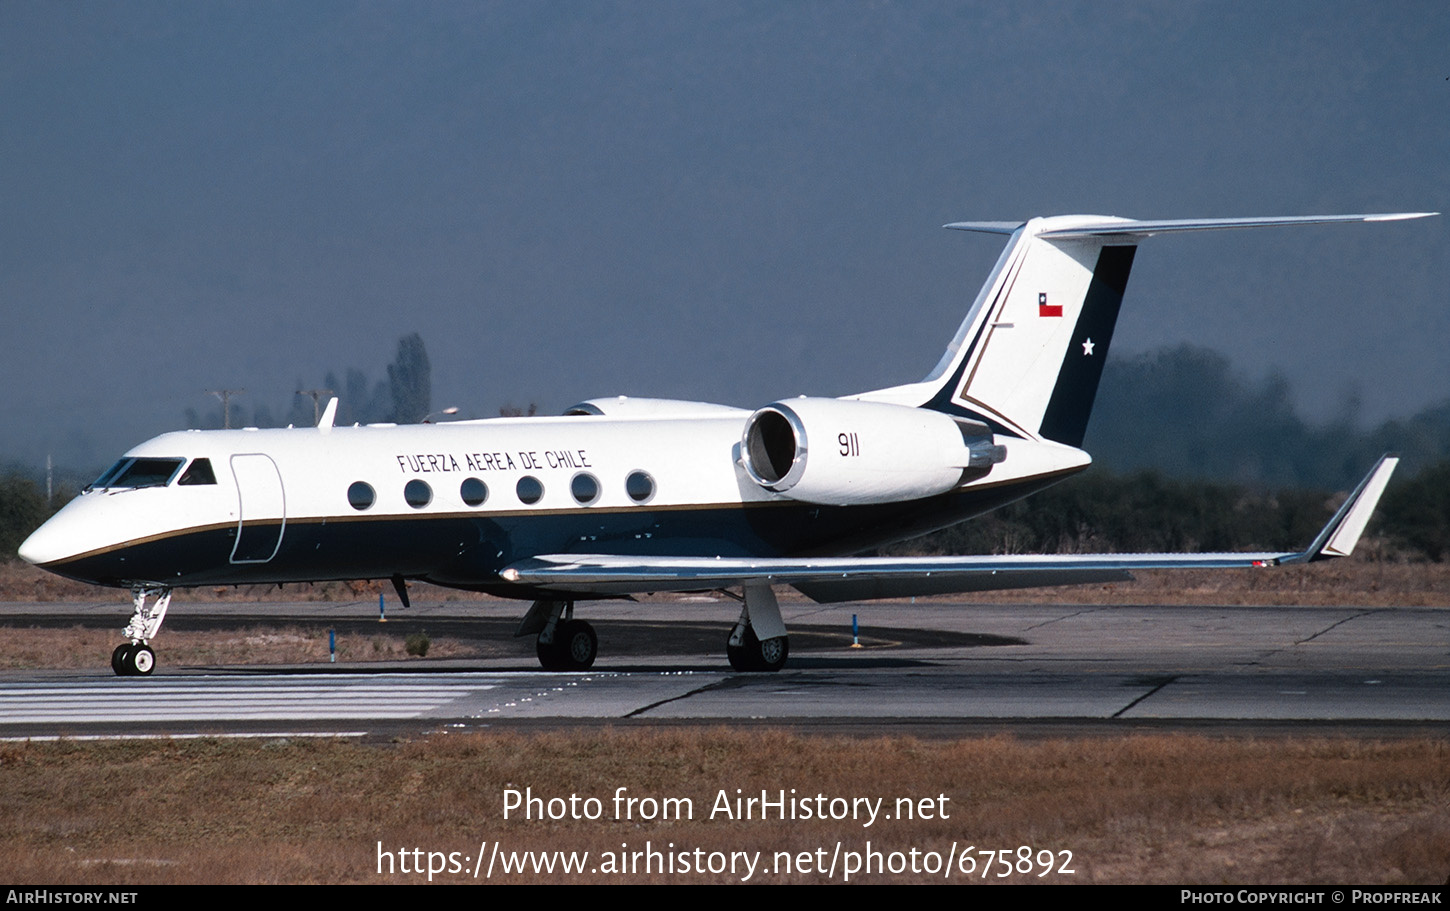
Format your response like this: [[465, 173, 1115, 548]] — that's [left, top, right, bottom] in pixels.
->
[[19, 212, 1433, 675]]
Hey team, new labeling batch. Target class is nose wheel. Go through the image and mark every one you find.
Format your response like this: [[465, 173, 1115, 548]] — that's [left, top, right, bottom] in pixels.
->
[[112, 585, 170, 676], [111, 642, 156, 676]]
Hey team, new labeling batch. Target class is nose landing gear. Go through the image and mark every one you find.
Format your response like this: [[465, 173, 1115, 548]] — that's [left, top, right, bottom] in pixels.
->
[[111, 642, 156, 676], [112, 585, 171, 676]]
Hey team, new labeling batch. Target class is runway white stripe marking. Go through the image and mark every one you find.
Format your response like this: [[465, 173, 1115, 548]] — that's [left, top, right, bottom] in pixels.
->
[[0, 674, 505, 723]]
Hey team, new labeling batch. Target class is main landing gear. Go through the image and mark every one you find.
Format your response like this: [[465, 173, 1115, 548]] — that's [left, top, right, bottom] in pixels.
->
[[726, 582, 789, 672], [726, 624, 789, 672], [517, 584, 793, 672], [112, 585, 172, 676], [518, 599, 598, 671]]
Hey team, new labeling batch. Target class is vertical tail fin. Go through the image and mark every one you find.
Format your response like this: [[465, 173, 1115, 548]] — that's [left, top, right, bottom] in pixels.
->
[[1036, 243, 1135, 446], [854, 213, 1436, 446], [885, 215, 1141, 444]]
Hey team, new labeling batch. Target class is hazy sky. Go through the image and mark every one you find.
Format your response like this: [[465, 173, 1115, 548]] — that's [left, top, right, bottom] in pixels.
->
[[3, 1, 1446, 470]]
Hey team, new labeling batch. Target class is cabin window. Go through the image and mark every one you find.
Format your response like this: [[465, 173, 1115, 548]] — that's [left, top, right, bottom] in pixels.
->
[[516, 476, 544, 505], [570, 472, 600, 505], [347, 481, 375, 510], [404, 479, 432, 508], [625, 470, 655, 503], [178, 458, 217, 486], [460, 477, 488, 507]]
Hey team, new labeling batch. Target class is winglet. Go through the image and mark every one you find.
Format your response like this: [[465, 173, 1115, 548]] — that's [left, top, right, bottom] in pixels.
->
[[1281, 454, 1399, 564], [318, 396, 338, 433]]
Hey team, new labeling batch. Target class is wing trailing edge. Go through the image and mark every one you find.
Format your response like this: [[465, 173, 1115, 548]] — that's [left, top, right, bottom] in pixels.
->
[[501, 456, 1399, 602]]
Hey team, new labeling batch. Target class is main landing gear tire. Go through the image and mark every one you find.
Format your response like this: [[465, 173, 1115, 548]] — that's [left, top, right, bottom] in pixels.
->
[[726, 627, 789, 672], [537, 619, 597, 671], [111, 643, 155, 677]]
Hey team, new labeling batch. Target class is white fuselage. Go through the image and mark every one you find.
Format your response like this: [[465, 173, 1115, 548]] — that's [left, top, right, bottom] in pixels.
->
[[20, 409, 1088, 595]]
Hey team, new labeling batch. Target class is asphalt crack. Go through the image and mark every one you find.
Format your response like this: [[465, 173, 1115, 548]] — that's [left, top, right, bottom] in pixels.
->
[[1112, 675, 1179, 718], [1295, 609, 1379, 646], [1023, 607, 1104, 632], [625, 674, 763, 718]]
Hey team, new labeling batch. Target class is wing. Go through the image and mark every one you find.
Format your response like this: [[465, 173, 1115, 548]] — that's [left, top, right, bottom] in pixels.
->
[[501, 456, 1399, 603]]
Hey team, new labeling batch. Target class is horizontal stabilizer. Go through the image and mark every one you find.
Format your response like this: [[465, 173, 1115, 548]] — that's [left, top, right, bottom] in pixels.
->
[[946, 213, 1438, 240], [939, 221, 1023, 235]]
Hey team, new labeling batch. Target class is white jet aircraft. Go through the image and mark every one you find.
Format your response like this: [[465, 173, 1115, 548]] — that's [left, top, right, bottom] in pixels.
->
[[19, 213, 1432, 676]]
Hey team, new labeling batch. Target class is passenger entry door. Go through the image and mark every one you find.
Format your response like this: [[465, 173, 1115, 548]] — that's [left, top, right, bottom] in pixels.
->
[[230, 454, 286, 563]]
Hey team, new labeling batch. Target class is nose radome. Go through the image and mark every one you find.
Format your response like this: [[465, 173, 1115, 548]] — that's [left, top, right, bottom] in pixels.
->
[[18, 507, 87, 567], [16, 498, 126, 587], [18, 520, 59, 566]]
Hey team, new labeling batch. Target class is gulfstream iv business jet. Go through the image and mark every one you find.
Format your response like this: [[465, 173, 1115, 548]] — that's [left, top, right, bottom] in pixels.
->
[[20, 213, 1432, 675]]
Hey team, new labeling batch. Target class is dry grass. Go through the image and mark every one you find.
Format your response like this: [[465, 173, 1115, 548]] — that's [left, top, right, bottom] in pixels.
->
[[0, 563, 499, 604], [967, 560, 1450, 607], [1, 731, 1445, 884], [0, 625, 494, 669], [0, 562, 528, 605]]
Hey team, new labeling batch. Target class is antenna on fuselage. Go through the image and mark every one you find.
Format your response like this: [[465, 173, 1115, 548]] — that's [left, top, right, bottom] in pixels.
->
[[296, 388, 336, 426], [317, 396, 338, 432]]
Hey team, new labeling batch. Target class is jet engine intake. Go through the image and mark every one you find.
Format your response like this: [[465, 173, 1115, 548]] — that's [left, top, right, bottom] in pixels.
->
[[740, 398, 1003, 506]]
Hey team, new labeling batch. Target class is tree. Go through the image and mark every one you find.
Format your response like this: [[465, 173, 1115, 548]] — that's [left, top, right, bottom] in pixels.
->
[[1382, 460, 1450, 561], [0, 475, 47, 559], [387, 333, 431, 424]]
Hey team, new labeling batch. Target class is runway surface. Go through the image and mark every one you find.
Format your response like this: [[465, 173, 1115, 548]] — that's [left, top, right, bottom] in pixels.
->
[[1, 599, 1447, 738]]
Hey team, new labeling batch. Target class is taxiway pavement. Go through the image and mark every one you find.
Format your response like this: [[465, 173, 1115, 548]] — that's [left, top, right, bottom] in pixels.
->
[[1, 598, 1446, 738]]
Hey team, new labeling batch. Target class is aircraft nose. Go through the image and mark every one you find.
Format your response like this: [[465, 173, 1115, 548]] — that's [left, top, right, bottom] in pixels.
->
[[18, 514, 74, 566], [17, 497, 131, 586]]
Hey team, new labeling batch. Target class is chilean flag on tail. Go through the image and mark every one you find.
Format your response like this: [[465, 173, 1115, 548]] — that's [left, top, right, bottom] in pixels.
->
[[1038, 292, 1062, 317]]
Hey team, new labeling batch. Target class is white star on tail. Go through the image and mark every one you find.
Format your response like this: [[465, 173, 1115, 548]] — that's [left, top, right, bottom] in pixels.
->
[[1082, 338, 1095, 356]]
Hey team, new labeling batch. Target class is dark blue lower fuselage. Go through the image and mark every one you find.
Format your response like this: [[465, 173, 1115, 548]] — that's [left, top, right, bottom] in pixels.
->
[[44, 475, 1066, 599]]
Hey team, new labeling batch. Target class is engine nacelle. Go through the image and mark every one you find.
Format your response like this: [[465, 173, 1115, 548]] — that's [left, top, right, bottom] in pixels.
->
[[740, 398, 1004, 506], [565, 396, 751, 418]]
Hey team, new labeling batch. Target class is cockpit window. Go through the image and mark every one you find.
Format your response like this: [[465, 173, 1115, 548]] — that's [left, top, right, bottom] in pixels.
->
[[177, 458, 217, 486], [93, 457, 186, 490], [91, 459, 131, 490]]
